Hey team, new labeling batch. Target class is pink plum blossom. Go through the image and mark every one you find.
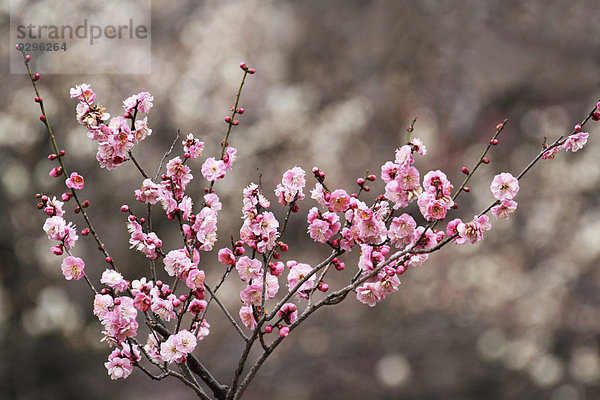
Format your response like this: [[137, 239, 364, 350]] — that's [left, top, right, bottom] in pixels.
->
[[490, 172, 519, 201], [201, 157, 227, 181], [60, 256, 85, 280], [65, 172, 85, 190], [491, 199, 518, 220], [239, 305, 257, 330], [563, 131, 589, 152]]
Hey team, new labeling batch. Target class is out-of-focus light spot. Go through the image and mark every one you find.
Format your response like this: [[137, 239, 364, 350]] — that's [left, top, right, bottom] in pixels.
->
[[502, 338, 540, 370], [476, 328, 506, 361], [569, 347, 600, 383], [1, 160, 31, 199], [22, 286, 83, 337], [551, 384, 580, 400], [375, 353, 411, 387], [528, 353, 564, 388]]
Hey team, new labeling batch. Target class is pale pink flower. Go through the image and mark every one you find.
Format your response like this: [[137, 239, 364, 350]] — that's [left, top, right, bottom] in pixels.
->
[[456, 215, 491, 245], [93, 294, 114, 319], [356, 282, 384, 307], [308, 219, 333, 243], [240, 283, 263, 306], [275, 166, 306, 206], [388, 214, 417, 248], [160, 334, 186, 363], [179, 196, 194, 221], [70, 83, 95, 103], [490, 172, 519, 201], [182, 133, 205, 159], [563, 132, 589, 152], [236, 256, 262, 282], [287, 261, 315, 299], [394, 145, 414, 168], [101, 269, 128, 292], [397, 166, 421, 191], [65, 172, 85, 190], [204, 193, 222, 211], [144, 334, 164, 363], [193, 207, 219, 251], [194, 319, 211, 340], [186, 268, 206, 290], [60, 256, 85, 280], [409, 138, 427, 156], [105, 357, 132, 380], [163, 249, 195, 279], [151, 297, 176, 321], [239, 305, 257, 330], [133, 117, 152, 143], [328, 189, 351, 213], [43, 216, 66, 241], [174, 329, 197, 355], [542, 146, 561, 160], [224, 147, 237, 171], [310, 182, 328, 208], [491, 199, 518, 220], [201, 157, 227, 181], [122, 91, 154, 114]]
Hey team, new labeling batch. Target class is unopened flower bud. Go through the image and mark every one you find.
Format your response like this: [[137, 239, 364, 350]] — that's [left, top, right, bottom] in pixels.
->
[[367, 174, 376, 181], [318, 282, 329, 292], [237, 107, 245, 114], [82, 200, 90, 208], [264, 325, 273, 334], [25, 54, 31, 62], [239, 62, 247, 70], [248, 68, 256, 74], [461, 166, 469, 175], [35, 96, 42, 103], [105, 256, 112, 263], [49, 167, 63, 177], [120, 205, 130, 212], [482, 157, 490, 164], [40, 115, 46, 122], [82, 228, 90, 236], [490, 139, 499, 145], [33, 73, 40, 81], [574, 124, 582, 132], [462, 186, 471, 192], [356, 177, 365, 185], [61, 192, 72, 201]]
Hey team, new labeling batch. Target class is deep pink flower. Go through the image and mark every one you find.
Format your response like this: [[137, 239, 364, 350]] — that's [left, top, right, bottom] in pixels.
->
[[65, 172, 85, 190]]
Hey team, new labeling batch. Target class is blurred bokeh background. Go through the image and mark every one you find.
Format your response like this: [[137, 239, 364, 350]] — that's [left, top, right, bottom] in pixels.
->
[[2, 0, 600, 399]]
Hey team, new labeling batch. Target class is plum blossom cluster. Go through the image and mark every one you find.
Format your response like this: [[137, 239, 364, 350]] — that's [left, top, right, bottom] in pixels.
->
[[24, 48, 594, 398], [71, 84, 153, 170]]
